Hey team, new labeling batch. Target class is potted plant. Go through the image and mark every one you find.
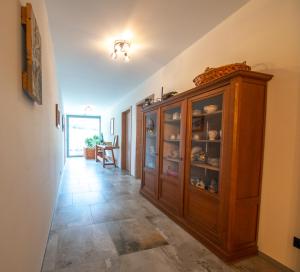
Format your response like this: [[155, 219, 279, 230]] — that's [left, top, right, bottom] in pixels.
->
[[84, 134, 102, 160]]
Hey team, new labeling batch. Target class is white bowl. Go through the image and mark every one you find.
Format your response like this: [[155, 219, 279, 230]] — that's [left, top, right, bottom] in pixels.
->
[[207, 158, 219, 167], [203, 104, 218, 113], [192, 109, 202, 116]]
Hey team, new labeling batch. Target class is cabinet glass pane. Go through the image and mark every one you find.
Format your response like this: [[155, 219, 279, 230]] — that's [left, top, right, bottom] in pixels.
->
[[162, 106, 181, 177], [190, 95, 223, 194], [145, 112, 157, 169]]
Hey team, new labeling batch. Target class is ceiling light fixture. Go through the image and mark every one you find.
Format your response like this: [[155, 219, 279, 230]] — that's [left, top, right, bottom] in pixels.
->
[[111, 40, 131, 62]]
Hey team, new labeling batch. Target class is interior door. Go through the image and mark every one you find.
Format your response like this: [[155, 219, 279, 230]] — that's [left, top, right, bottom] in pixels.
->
[[125, 110, 131, 172], [141, 109, 159, 199], [158, 100, 186, 216], [135, 104, 143, 178]]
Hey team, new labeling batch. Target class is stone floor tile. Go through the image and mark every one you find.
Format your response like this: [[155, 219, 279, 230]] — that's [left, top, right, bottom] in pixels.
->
[[195, 254, 240, 272], [42, 158, 287, 272], [53, 224, 117, 270], [90, 202, 130, 224], [51, 261, 107, 272], [106, 218, 168, 255], [234, 255, 290, 272], [73, 191, 106, 206], [56, 193, 73, 210], [106, 247, 180, 272], [42, 231, 58, 271], [51, 205, 93, 231]]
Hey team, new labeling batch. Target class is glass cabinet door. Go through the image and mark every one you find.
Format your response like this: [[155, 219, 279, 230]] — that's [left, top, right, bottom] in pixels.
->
[[145, 111, 158, 170], [161, 106, 182, 178], [189, 94, 223, 195]]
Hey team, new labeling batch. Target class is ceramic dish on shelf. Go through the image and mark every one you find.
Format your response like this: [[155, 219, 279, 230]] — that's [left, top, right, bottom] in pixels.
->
[[170, 134, 176, 140], [165, 113, 172, 121], [167, 169, 178, 177], [203, 104, 218, 114], [208, 130, 218, 140], [172, 112, 181, 120], [195, 179, 205, 190], [193, 133, 200, 140], [192, 109, 202, 116], [207, 158, 219, 167]]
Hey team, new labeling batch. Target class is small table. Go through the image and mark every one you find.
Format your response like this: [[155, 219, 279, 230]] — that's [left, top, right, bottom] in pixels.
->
[[95, 144, 118, 167]]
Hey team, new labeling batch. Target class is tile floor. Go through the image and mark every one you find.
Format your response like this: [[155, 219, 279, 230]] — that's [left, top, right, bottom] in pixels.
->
[[42, 158, 287, 272]]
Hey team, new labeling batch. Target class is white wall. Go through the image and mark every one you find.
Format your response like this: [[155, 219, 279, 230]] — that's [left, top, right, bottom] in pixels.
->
[[0, 0, 64, 271], [108, 0, 300, 270]]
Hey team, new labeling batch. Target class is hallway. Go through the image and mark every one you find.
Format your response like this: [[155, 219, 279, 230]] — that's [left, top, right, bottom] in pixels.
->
[[42, 159, 284, 272]]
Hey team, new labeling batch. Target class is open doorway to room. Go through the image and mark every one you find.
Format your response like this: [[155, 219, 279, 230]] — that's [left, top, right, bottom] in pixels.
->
[[135, 94, 154, 179], [66, 115, 101, 157], [121, 108, 131, 173]]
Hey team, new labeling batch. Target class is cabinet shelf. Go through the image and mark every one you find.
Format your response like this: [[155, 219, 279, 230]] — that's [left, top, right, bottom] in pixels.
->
[[164, 119, 181, 123], [191, 162, 219, 171], [190, 185, 219, 199], [192, 139, 221, 143], [163, 156, 180, 163], [164, 139, 180, 143], [192, 110, 222, 118]]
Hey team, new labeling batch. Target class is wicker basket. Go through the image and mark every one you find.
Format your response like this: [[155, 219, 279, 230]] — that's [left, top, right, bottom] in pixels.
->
[[193, 61, 251, 86]]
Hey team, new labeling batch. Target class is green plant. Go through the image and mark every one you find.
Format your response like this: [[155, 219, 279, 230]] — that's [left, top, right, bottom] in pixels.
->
[[84, 134, 102, 148]]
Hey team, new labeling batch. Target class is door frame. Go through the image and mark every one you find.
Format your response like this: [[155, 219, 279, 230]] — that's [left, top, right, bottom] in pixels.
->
[[66, 114, 101, 158], [135, 94, 155, 178], [121, 108, 132, 172]]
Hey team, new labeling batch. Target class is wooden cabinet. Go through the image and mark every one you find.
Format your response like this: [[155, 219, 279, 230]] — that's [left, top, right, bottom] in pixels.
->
[[140, 70, 273, 261]]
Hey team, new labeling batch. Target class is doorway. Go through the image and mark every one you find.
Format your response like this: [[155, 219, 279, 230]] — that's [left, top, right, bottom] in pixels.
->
[[66, 115, 101, 157], [121, 108, 131, 173]]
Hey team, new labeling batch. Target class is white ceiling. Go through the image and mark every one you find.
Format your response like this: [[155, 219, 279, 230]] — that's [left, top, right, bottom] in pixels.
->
[[45, 0, 248, 114]]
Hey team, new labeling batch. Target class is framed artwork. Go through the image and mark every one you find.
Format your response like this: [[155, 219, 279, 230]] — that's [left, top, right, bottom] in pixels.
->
[[110, 118, 115, 135], [21, 3, 42, 104], [56, 104, 61, 128]]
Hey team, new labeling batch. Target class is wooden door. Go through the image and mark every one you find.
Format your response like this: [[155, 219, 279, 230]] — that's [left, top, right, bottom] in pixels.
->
[[135, 104, 143, 178], [121, 109, 131, 173], [184, 87, 229, 239], [126, 110, 131, 171], [158, 100, 187, 216], [141, 109, 160, 199]]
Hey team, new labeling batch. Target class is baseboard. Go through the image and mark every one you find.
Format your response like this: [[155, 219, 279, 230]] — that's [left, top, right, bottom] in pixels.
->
[[40, 163, 66, 271], [258, 251, 294, 272]]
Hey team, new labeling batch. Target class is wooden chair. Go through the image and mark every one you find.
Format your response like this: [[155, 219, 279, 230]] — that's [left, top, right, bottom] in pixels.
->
[[95, 136, 119, 168]]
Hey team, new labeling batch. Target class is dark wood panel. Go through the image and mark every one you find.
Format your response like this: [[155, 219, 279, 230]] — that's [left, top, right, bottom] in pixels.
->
[[141, 169, 157, 199], [185, 188, 219, 232], [135, 104, 143, 178], [159, 177, 181, 215], [236, 81, 267, 199], [231, 198, 259, 249]]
